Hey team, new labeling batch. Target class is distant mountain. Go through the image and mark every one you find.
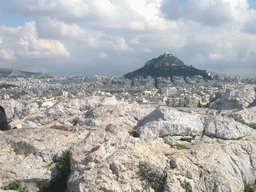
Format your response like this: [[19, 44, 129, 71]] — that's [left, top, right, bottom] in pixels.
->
[[0, 68, 51, 78], [124, 53, 211, 80]]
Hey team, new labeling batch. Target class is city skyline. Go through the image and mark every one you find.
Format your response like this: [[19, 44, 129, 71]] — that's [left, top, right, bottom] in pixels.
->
[[1, 0, 256, 78]]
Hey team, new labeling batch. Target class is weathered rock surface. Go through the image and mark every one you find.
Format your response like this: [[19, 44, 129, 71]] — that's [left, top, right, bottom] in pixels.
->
[[0, 100, 39, 120], [66, 106, 256, 192], [136, 107, 251, 140], [210, 85, 256, 110], [1, 97, 256, 192], [82, 104, 155, 129], [67, 124, 256, 192], [3, 97, 154, 130], [68, 125, 171, 192], [223, 107, 256, 125], [0, 127, 88, 191], [177, 106, 256, 125]]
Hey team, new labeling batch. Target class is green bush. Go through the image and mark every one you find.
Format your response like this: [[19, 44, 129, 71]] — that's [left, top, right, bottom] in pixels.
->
[[244, 183, 254, 192], [245, 123, 256, 130], [70, 119, 78, 126], [129, 131, 140, 138], [42, 150, 71, 192], [1, 182, 28, 192], [139, 161, 166, 189], [57, 150, 71, 178], [182, 182, 193, 192]]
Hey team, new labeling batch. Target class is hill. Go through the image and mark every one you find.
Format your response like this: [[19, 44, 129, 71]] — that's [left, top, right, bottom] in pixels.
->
[[0, 68, 51, 78], [124, 53, 211, 79]]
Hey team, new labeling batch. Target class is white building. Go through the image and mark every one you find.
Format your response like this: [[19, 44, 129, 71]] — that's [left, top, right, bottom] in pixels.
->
[[161, 86, 177, 96]]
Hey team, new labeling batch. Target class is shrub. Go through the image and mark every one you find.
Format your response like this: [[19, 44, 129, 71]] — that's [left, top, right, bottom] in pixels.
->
[[70, 119, 78, 126], [42, 150, 71, 192], [1, 182, 28, 192], [129, 131, 140, 138], [182, 182, 193, 192], [245, 123, 256, 130], [57, 150, 71, 178], [139, 161, 166, 189], [244, 183, 254, 192]]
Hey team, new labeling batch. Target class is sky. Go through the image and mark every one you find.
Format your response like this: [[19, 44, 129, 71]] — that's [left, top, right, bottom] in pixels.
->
[[0, 0, 256, 78]]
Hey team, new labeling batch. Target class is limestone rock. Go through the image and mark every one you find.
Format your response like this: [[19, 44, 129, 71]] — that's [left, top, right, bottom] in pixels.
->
[[203, 116, 251, 140], [0, 128, 88, 191], [225, 106, 256, 124], [137, 107, 204, 140], [17, 97, 154, 129], [210, 85, 255, 110], [136, 107, 251, 141], [83, 104, 155, 129], [0, 100, 39, 120], [68, 125, 171, 192], [67, 123, 256, 192]]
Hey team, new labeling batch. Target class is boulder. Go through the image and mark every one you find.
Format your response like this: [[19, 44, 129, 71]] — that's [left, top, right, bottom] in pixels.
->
[[0, 128, 88, 191], [210, 85, 255, 110], [67, 123, 256, 192], [83, 104, 155, 129], [225, 106, 256, 124], [136, 107, 251, 140]]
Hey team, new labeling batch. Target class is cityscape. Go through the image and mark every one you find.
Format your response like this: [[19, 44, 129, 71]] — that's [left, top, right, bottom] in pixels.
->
[[0, 68, 255, 108]]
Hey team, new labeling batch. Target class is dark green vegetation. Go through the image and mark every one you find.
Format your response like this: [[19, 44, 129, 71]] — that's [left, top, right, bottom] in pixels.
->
[[129, 131, 140, 137], [70, 119, 78, 126], [246, 123, 256, 130], [180, 137, 195, 143], [42, 150, 70, 192], [244, 183, 255, 192], [124, 53, 211, 80], [139, 161, 167, 190], [182, 182, 193, 192], [171, 144, 190, 150], [1, 182, 28, 192]]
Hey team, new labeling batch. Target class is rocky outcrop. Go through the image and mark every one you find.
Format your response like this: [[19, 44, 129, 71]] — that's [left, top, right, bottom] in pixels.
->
[[223, 107, 256, 125], [2, 98, 256, 192], [136, 107, 251, 140], [67, 124, 256, 192], [65, 106, 256, 192], [210, 85, 256, 110], [4, 97, 154, 130], [0, 100, 39, 120], [0, 127, 88, 192], [68, 125, 171, 192], [82, 104, 155, 129]]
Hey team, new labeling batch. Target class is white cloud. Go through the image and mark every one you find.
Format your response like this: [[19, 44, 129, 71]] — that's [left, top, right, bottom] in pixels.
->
[[99, 52, 107, 58], [142, 48, 151, 53], [12, 0, 167, 30], [0, 49, 16, 61], [162, 0, 250, 27], [1, 0, 255, 77], [37, 17, 104, 48], [111, 37, 133, 51], [131, 36, 140, 45], [0, 22, 70, 61], [209, 53, 223, 60]]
